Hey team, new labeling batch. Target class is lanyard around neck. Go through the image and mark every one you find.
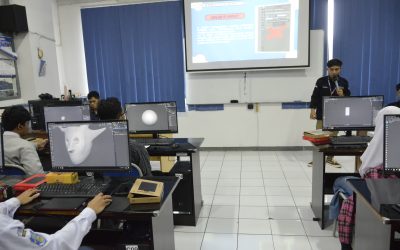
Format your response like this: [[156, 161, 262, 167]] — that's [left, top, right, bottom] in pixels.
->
[[328, 78, 339, 95]]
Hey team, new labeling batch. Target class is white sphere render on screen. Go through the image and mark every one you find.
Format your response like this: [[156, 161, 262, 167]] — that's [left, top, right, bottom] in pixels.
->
[[142, 110, 159, 126]]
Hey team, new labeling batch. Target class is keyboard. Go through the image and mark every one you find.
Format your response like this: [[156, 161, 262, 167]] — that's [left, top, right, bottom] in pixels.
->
[[38, 182, 110, 198], [330, 136, 372, 145], [132, 138, 174, 146]]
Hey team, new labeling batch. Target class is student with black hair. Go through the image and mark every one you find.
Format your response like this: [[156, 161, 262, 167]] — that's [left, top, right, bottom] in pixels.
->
[[2, 106, 45, 175], [97, 98, 152, 176], [87, 91, 100, 120], [309, 58, 351, 167], [97, 97, 125, 120]]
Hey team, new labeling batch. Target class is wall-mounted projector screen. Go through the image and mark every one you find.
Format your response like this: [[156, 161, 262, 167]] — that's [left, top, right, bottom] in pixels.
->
[[184, 0, 310, 72]]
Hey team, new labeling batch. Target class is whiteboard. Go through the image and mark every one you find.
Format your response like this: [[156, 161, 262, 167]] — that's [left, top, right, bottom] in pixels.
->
[[186, 30, 324, 104]]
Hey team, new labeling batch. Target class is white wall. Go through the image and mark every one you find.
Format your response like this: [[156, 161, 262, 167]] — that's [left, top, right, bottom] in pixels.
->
[[176, 104, 315, 147], [57, 0, 320, 147], [57, 3, 88, 96], [0, 0, 63, 106]]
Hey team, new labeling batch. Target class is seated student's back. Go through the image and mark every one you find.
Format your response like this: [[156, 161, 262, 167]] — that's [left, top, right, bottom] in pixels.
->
[[2, 106, 44, 175], [97, 98, 152, 176]]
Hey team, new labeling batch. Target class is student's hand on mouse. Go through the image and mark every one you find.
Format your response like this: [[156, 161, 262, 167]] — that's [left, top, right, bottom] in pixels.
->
[[17, 189, 40, 205], [87, 193, 112, 214]]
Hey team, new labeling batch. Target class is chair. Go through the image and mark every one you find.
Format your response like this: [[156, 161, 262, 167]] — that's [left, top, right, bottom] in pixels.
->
[[3, 164, 26, 175], [103, 163, 143, 177]]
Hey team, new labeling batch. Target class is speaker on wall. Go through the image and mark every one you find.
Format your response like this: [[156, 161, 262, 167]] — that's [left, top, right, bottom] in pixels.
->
[[0, 5, 28, 33]]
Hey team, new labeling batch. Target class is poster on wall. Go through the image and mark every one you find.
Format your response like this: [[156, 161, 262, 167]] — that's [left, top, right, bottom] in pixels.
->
[[0, 35, 19, 99]]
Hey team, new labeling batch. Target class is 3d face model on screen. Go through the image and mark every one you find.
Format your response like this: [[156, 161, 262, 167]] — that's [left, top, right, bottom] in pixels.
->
[[59, 125, 106, 164]]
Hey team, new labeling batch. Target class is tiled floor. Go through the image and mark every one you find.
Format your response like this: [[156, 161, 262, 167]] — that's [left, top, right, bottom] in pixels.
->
[[174, 150, 357, 250]]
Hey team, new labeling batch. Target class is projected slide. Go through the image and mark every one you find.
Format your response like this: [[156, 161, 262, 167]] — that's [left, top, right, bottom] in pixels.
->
[[185, 0, 309, 71], [257, 4, 291, 52]]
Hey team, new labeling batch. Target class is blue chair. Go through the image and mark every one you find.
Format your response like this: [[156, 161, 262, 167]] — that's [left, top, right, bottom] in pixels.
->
[[103, 163, 143, 177], [3, 164, 26, 176]]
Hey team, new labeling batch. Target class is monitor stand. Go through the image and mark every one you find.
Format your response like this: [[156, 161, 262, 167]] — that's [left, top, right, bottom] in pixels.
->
[[335, 130, 352, 138], [80, 172, 109, 182]]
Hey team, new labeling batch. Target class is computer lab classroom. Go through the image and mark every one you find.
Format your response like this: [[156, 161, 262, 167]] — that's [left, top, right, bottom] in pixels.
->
[[0, 0, 400, 250]]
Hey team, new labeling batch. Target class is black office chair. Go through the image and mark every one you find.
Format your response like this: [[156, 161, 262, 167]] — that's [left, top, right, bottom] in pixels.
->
[[103, 163, 143, 177], [3, 164, 26, 175]]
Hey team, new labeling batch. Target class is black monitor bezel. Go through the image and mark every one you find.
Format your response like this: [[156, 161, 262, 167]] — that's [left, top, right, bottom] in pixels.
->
[[383, 114, 400, 174], [125, 101, 178, 134], [322, 95, 384, 131], [46, 120, 131, 172]]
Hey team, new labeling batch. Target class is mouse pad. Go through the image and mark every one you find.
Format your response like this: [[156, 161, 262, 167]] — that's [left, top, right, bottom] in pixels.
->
[[104, 197, 130, 212], [38, 198, 86, 211]]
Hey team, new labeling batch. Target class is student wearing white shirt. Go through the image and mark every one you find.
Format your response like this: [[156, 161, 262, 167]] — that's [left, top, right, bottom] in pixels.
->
[[337, 106, 400, 250], [0, 189, 112, 250], [2, 105, 47, 175]]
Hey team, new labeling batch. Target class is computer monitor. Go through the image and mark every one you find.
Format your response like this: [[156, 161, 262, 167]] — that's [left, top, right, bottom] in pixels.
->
[[322, 96, 384, 131], [44, 105, 91, 128], [125, 101, 178, 134], [28, 99, 83, 131], [47, 120, 130, 172], [384, 115, 400, 173]]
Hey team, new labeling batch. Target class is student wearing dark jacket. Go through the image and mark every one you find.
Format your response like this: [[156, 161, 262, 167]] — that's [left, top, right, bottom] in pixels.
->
[[87, 91, 100, 120], [309, 59, 351, 167]]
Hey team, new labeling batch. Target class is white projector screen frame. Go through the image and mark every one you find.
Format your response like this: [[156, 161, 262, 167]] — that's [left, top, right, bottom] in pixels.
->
[[184, 0, 310, 72]]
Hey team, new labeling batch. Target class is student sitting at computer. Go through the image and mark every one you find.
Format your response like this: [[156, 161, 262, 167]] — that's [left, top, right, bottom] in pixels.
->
[[0, 188, 112, 249], [97, 98, 152, 176], [2, 106, 46, 175], [337, 106, 400, 250], [87, 91, 100, 120]]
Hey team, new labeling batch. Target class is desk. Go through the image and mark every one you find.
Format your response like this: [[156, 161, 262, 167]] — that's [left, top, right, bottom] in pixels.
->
[[349, 179, 400, 250], [14, 176, 180, 250], [133, 138, 204, 226], [311, 144, 365, 229]]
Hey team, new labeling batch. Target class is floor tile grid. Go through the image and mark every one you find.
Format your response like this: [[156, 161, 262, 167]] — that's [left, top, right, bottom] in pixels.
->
[[256, 153, 276, 249], [202, 151, 233, 249], [177, 151, 341, 250], [274, 157, 313, 246]]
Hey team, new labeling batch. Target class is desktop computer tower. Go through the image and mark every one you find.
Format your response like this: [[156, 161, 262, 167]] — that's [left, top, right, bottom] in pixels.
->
[[170, 161, 195, 225]]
